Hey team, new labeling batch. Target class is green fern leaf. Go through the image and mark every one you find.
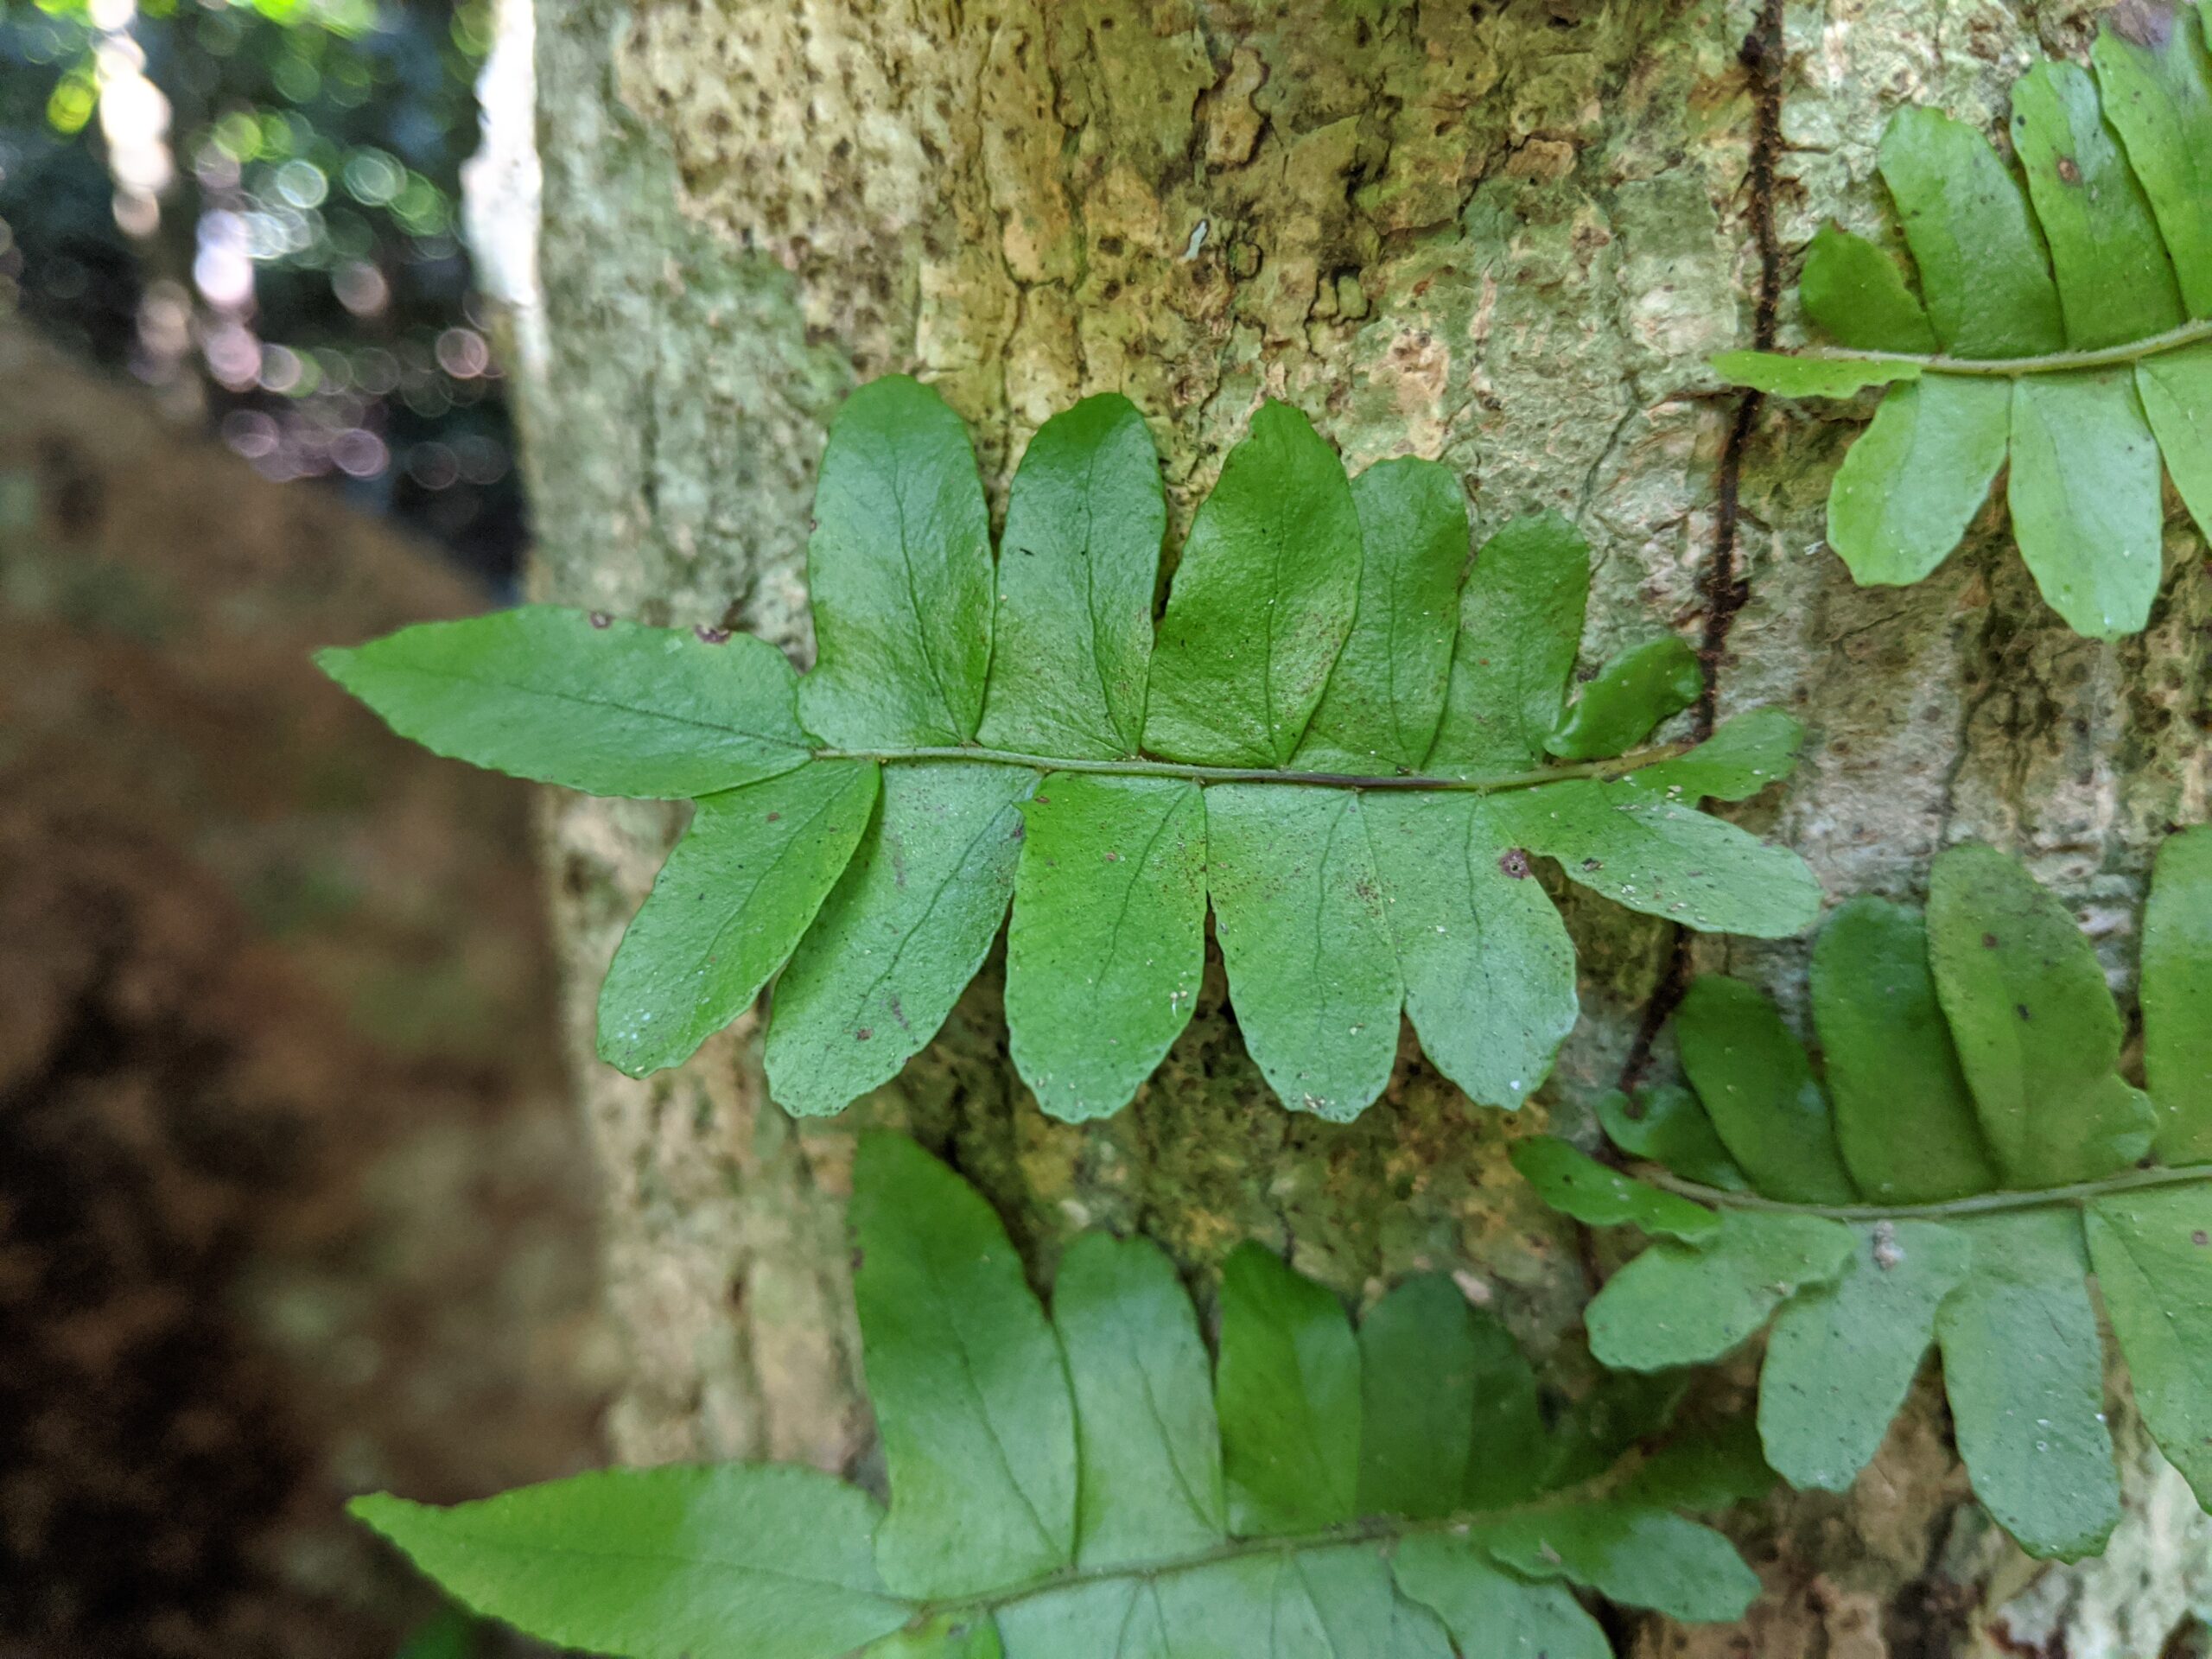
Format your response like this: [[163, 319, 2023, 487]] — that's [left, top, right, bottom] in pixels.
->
[[1363, 791, 1580, 1114], [1518, 834, 2212, 1561], [351, 1465, 912, 1659], [977, 395, 1164, 760], [2094, 6, 2212, 314], [314, 607, 813, 797], [766, 763, 1035, 1118], [1612, 704, 1799, 804], [1596, 1084, 1748, 1192], [1390, 1540, 1609, 1659], [2084, 1185, 2212, 1507], [1808, 897, 1995, 1203], [1356, 1275, 1495, 1520], [1205, 788, 1404, 1122], [1215, 1240, 1363, 1533], [353, 1136, 1764, 1659], [1544, 635, 1704, 762], [1003, 775, 1207, 1122], [1675, 975, 1856, 1204], [1926, 844, 2156, 1186], [323, 383, 1820, 1123], [1758, 1220, 1974, 1493], [1796, 221, 1935, 353], [1474, 1505, 1758, 1624], [799, 375, 996, 748], [1716, 3, 2212, 639], [1424, 510, 1587, 779], [1584, 1209, 1856, 1372], [1293, 456, 1465, 773], [1052, 1232, 1226, 1567], [596, 759, 877, 1077], [849, 1133, 1078, 1597], [1936, 1211, 2120, 1560], [2144, 824, 2212, 1160], [1141, 402, 1362, 768], [1509, 1138, 1719, 1242], [1489, 778, 1821, 938]]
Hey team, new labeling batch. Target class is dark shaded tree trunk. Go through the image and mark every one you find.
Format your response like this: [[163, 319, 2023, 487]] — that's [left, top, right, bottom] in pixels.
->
[[0, 333, 607, 1658]]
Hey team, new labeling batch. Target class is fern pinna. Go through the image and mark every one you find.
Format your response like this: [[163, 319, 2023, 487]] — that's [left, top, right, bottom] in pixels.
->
[[321, 380, 1817, 1124], [1516, 829, 2212, 1563], [1717, 3, 2212, 639], [356, 1135, 1767, 1659]]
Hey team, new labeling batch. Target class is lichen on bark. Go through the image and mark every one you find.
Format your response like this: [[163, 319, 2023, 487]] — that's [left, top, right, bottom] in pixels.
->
[[498, 0, 2212, 1649]]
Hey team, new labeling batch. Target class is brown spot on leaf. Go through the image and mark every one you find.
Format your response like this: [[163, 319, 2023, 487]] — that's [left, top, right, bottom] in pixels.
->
[[589, 611, 612, 628], [1500, 849, 1532, 879], [2112, 0, 2176, 49], [2056, 156, 2082, 185]]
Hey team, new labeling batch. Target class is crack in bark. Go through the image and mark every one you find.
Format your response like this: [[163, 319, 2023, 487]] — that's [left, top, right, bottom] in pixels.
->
[[1617, 0, 1785, 1098]]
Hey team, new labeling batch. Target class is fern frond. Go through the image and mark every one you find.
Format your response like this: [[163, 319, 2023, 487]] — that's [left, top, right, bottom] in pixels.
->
[[1519, 828, 2212, 1560], [1716, 3, 2212, 639], [353, 1137, 1768, 1658], [322, 383, 1819, 1123]]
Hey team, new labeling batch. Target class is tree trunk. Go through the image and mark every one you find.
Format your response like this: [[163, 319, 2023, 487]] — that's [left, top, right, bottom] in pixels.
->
[[0, 331, 607, 1657], [486, 0, 2212, 1650]]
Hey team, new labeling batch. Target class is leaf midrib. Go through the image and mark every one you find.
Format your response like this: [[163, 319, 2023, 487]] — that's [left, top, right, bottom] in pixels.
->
[[1131, 1343, 1222, 1542], [886, 449, 974, 742], [1749, 313, 2212, 378], [372, 1523, 899, 1601], [812, 741, 1688, 794], [908, 1460, 1668, 1628], [842, 789, 1027, 1039], [911, 1229, 1068, 1568], [359, 660, 808, 751], [1078, 791, 1197, 1041], [1637, 1157, 2212, 1222], [685, 769, 869, 994], [1077, 437, 1143, 756]]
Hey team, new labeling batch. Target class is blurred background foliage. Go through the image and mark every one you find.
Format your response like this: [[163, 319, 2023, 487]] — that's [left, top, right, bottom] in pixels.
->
[[1, 0, 522, 585]]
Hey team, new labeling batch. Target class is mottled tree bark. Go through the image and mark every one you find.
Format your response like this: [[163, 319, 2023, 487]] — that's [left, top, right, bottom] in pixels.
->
[[491, 0, 2212, 1650]]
